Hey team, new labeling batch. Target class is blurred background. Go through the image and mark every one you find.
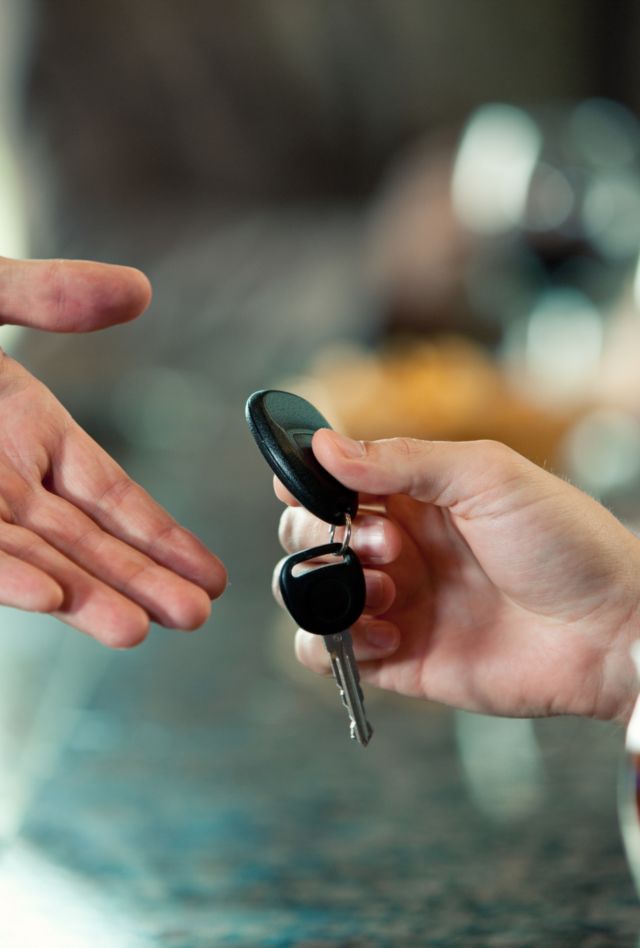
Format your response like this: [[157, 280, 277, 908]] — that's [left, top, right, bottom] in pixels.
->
[[1, 1, 640, 944]]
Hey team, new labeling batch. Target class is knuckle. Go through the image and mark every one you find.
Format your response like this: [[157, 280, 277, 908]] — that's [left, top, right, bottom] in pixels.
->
[[388, 436, 427, 459], [477, 437, 511, 458], [278, 507, 323, 553], [148, 522, 183, 559], [95, 474, 136, 512], [71, 524, 105, 555], [271, 558, 286, 603], [277, 508, 295, 551], [475, 438, 526, 474], [46, 258, 68, 323], [119, 560, 154, 596], [3, 523, 45, 560], [294, 628, 330, 675], [293, 628, 308, 665]]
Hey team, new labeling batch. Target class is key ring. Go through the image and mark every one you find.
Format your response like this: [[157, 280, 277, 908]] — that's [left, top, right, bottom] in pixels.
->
[[329, 513, 352, 556]]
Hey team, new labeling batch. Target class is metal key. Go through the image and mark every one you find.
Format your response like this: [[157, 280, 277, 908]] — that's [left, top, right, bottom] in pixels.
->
[[323, 628, 373, 746], [279, 542, 374, 747]]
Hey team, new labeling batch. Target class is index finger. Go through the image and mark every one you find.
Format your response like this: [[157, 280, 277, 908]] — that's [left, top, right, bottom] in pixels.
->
[[0, 256, 152, 332]]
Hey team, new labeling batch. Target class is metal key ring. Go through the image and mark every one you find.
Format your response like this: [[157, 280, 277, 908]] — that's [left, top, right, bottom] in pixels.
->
[[329, 513, 352, 556]]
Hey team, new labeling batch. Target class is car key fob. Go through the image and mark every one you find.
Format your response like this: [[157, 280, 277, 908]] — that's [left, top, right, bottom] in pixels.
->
[[247, 389, 373, 746], [279, 542, 366, 636], [245, 389, 358, 525]]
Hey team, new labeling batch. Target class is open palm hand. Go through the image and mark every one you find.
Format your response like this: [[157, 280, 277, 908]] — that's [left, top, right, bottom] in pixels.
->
[[0, 257, 226, 645]]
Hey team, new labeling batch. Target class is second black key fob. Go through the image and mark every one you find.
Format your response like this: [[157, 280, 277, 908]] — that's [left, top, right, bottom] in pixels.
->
[[245, 389, 358, 525], [278, 542, 366, 636]]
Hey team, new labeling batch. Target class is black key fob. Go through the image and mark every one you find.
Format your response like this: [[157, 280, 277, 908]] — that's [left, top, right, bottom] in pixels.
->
[[279, 542, 366, 636], [245, 390, 358, 525]]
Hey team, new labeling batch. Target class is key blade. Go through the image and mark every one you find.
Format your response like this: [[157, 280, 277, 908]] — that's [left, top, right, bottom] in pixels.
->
[[325, 631, 373, 747], [332, 653, 373, 747]]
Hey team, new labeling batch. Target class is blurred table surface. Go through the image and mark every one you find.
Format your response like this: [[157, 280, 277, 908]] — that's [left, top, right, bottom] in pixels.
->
[[0, 208, 638, 947]]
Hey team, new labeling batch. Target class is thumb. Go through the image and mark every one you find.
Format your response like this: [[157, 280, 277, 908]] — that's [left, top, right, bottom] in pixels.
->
[[312, 429, 536, 512], [0, 257, 152, 333]]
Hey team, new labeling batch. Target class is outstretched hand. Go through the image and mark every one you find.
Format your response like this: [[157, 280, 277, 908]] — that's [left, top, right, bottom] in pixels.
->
[[276, 429, 640, 723], [0, 256, 227, 645]]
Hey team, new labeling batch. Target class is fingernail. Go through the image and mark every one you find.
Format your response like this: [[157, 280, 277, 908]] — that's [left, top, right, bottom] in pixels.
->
[[329, 430, 365, 458], [363, 622, 399, 650]]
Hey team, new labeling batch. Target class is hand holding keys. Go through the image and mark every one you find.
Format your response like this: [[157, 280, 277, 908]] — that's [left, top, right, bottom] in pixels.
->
[[246, 390, 374, 747]]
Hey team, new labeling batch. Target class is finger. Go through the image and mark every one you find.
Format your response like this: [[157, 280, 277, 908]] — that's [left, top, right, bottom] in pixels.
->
[[277, 507, 330, 551], [48, 425, 227, 598], [273, 477, 300, 506], [312, 429, 534, 513], [0, 256, 152, 332], [278, 506, 402, 565], [19, 489, 212, 630], [363, 569, 396, 614], [0, 549, 64, 612], [0, 522, 149, 647], [271, 556, 287, 607], [294, 620, 400, 673]]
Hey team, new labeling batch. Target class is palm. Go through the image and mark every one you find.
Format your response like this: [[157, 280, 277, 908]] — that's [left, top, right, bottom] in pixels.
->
[[362, 487, 638, 721], [0, 361, 64, 488]]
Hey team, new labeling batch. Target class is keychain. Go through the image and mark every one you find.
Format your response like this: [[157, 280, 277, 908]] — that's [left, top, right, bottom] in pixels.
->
[[246, 389, 373, 746]]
